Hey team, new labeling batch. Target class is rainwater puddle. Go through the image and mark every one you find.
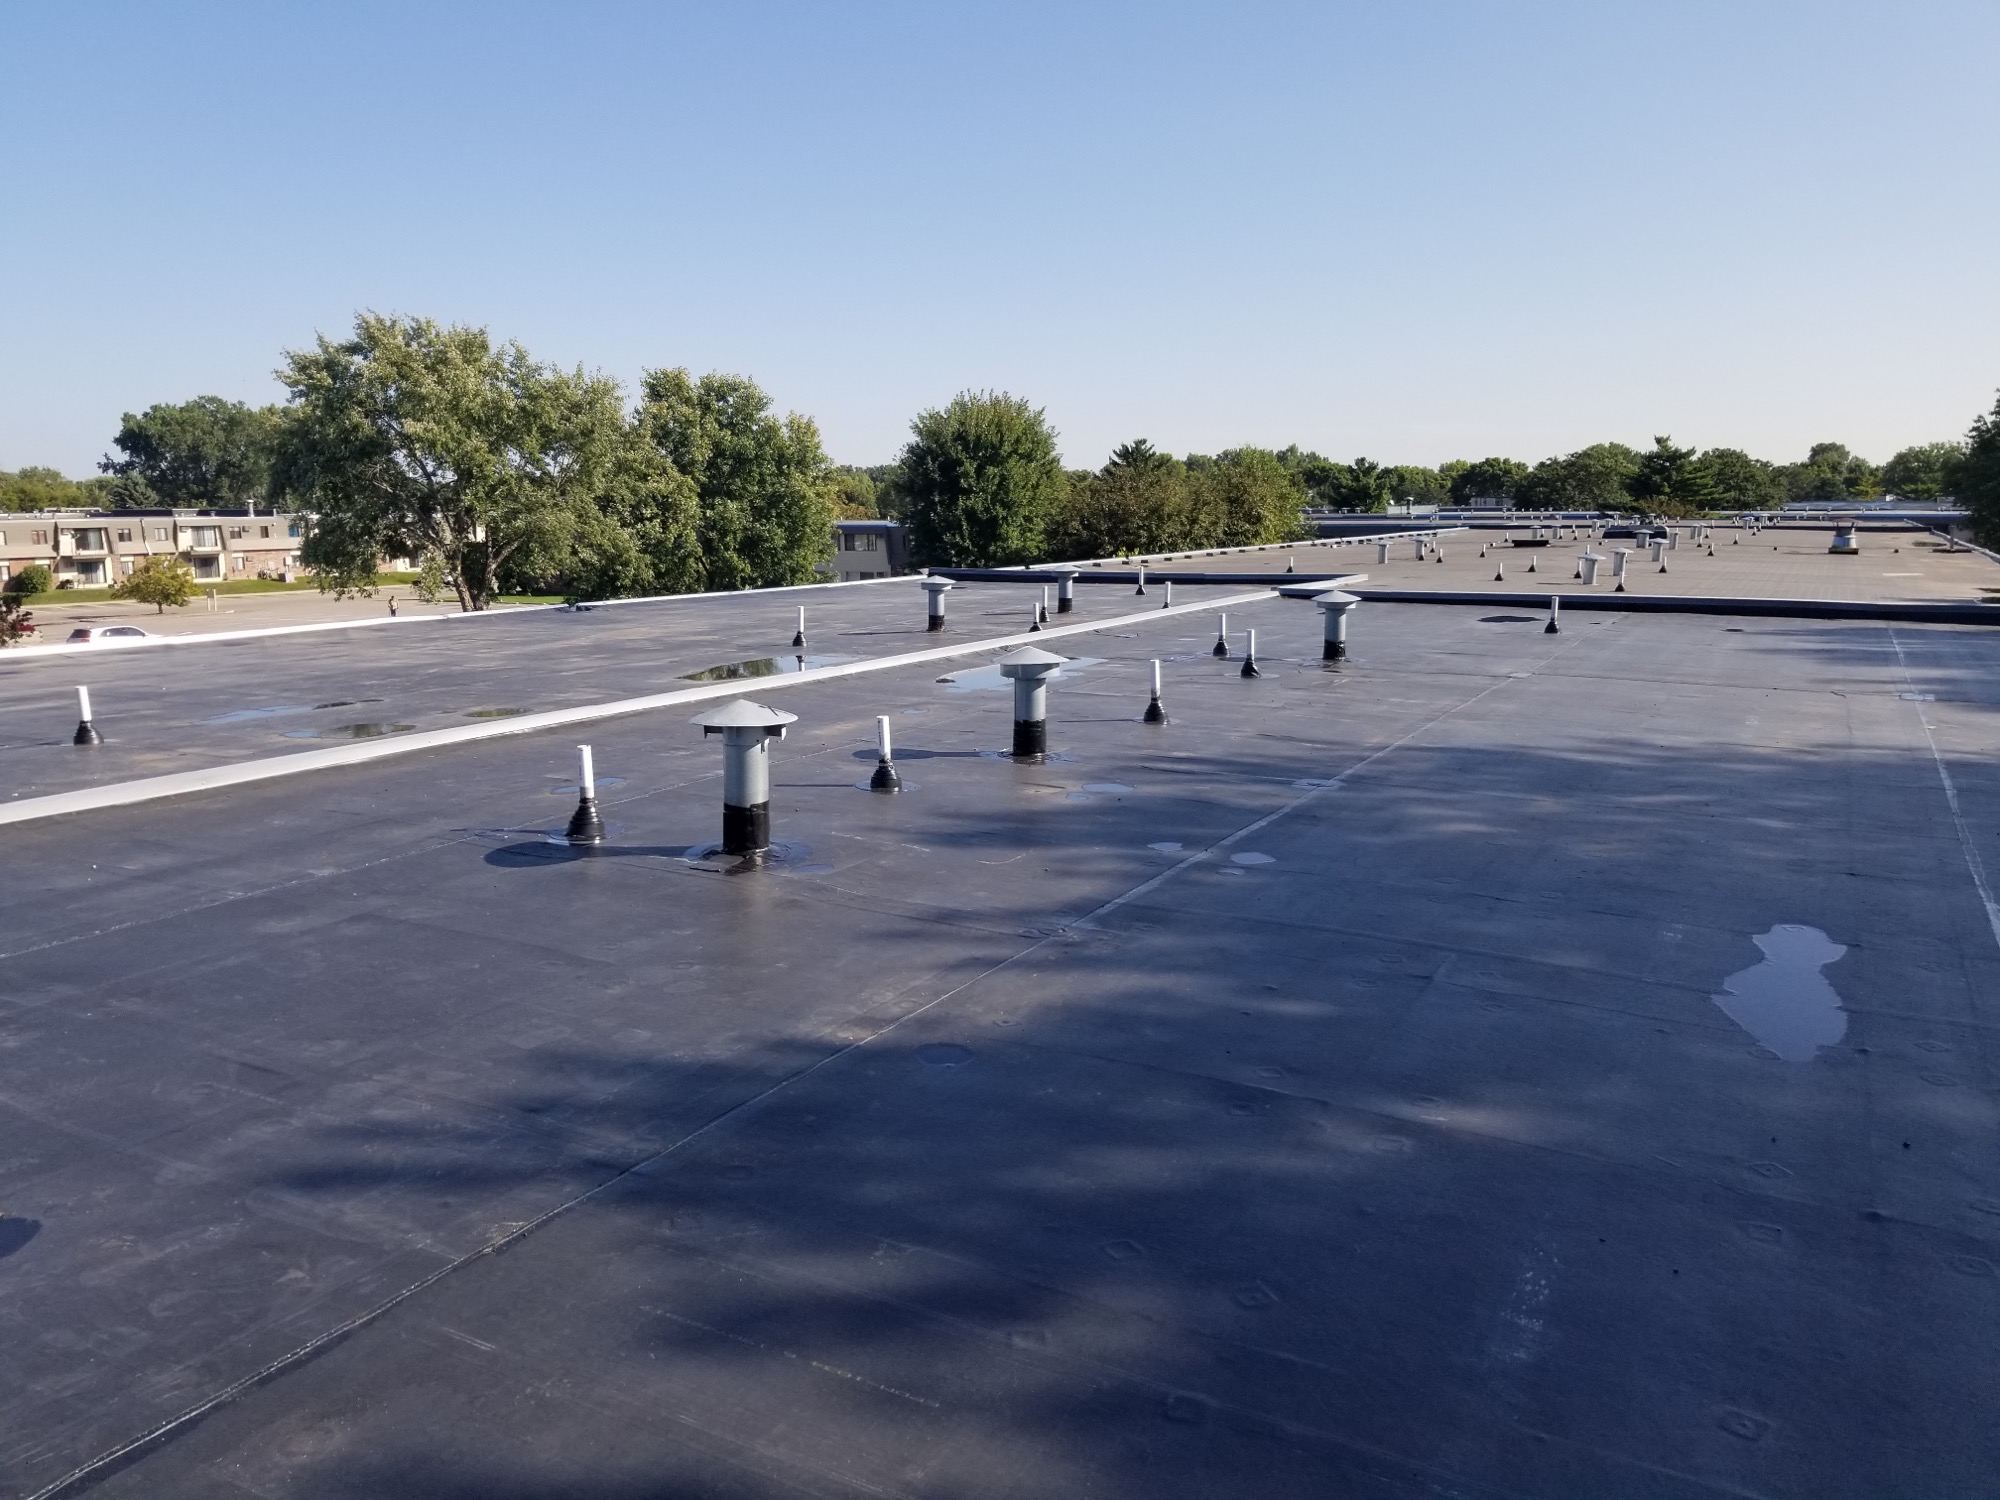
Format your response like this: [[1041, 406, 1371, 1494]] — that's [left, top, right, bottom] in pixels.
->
[[937, 657, 1107, 691], [1148, 841, 1184, 853], [1712, 924, 1848, 1061], [201, 705, 311, 724], [1231, 852, 1276, 866], [465, 707, 529, 719], [284, 723, 417, 740], [680, 654, 853, 682]]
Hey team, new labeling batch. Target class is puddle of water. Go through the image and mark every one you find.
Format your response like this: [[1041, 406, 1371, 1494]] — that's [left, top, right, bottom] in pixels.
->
[[201, 705, 311, 724], [465, 707, 529, 719], [283, 723, 417, 740], [937, 657, 1107, 692], [312, 699, 381, 710], [1148, 841, 1184, 853], [680, 654, 853, 683], [1232, 852, 1276, 866], [1712, 924, 1848, 1061]]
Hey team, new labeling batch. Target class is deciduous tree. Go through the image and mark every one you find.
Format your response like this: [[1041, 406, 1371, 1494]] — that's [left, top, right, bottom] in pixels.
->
[[110, 553, 199, 613], [898, 392, 1064, 568], [102, 397, 281, 507], [633, 370, 835, 592], [1955, 392, 2000, 550], [274, 314, 630, 611], [1879, 442, 1964, 503]]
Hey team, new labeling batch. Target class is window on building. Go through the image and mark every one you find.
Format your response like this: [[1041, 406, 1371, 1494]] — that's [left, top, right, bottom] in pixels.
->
[[150, 527, 169, 542], [121, 557, 137, 575], [228, 526, 246, 539], [232, 553, 246, 571], [287, 522, 301, 537], [30, 529, 48, 545], [863, 533, 879, 551], [116, 528, 133, 543], [842, 534, 857, 550], [73, 529, 106, 550], [259, 525, 271, 538], [190, 526, 221, 548]]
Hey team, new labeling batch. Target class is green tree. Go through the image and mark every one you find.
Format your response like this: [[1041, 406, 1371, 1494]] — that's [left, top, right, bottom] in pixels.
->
[[1381, 464, 1451, 508], [1275, 446, 1345, 509], [6, 563, 53, 597], [1629, 436, 1718, 515], [1327, 457, 1393, 512], [1695, 447, 1782, 511], [1047, 439, 1191, 559], [1778, 442, 1877, 504], [897, 391, 1065, 567], [0, 466, 102, 511], [1449, 456, 1530, 507], [1879, 442, 1964, 502], [1184, 447, 1311, 547], [275, 313, 632, 611], [101, 396, 282, 507], [1517, 443, 1639, 510], [1956, 392, 2000, 550], [832, 467, 878, 519], [110, 553, 199, 613], [633, 370, 835, 592]]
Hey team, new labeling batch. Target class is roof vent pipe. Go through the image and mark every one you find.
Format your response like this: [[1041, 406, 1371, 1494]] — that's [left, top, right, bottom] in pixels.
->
[[692, 699, 798, 855], [999, 647, 1066, 761], [1240, 628, 1262, 679], [73, 685, 100, 746], [1314, 591, 1360, 661], [1579, 552, 1603, 585], [1134, 565, 1147, 597], [1161, 580, 1172, 609], [1213, 613, 1229, 658], [1143, 659, 1167, 724], [565, 744, 606, 844], [792, 607, 806, 649], [1038, 587, 1050, 624], [1545, 595, 1561, 634], [1053, 566, 1079, 614], [869, 715, 902, 793], [920, 577, 952, 632]]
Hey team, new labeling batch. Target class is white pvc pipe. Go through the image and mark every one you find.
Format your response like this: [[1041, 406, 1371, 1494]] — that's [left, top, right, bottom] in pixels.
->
[[1150, 659, 1162, 697], [77, 685, 92, 720], [1246, 628, 1257, 660], [876, 715, 892, 758], [577, 744, 595, 797]]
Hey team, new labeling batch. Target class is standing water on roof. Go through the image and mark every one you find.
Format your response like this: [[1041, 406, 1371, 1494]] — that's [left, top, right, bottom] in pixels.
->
[[1711, 924, 1848, 1061]]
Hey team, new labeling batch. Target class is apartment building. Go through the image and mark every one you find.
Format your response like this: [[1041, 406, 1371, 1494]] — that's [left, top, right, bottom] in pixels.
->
[[828, 519, 909, 581], [0, 509, 305, 589]]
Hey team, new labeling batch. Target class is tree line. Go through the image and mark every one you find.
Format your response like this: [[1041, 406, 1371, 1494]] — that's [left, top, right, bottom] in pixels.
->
[[6, 311, 1998, 603]]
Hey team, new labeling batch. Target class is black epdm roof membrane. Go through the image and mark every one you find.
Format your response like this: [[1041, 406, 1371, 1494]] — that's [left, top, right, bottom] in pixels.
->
[[4, 577, 2000, 1499]]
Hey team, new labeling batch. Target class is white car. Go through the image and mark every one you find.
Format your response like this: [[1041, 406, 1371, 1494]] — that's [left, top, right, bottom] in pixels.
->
[[65, 625, 157, 645]]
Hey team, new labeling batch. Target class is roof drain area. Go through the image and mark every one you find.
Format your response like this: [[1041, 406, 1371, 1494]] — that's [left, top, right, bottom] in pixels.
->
[[1711, 924, 1848, 1061]]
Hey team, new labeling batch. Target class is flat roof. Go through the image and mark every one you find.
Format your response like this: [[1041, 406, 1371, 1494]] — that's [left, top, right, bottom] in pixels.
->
[[4, 574, 2000, 1498]]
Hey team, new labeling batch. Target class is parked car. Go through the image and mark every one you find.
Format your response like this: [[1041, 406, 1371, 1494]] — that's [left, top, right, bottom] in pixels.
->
[[65, 625, 156, 645]]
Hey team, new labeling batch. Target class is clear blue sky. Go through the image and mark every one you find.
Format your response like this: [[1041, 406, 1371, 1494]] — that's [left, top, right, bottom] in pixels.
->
[[3, 1, 1996, 476]]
